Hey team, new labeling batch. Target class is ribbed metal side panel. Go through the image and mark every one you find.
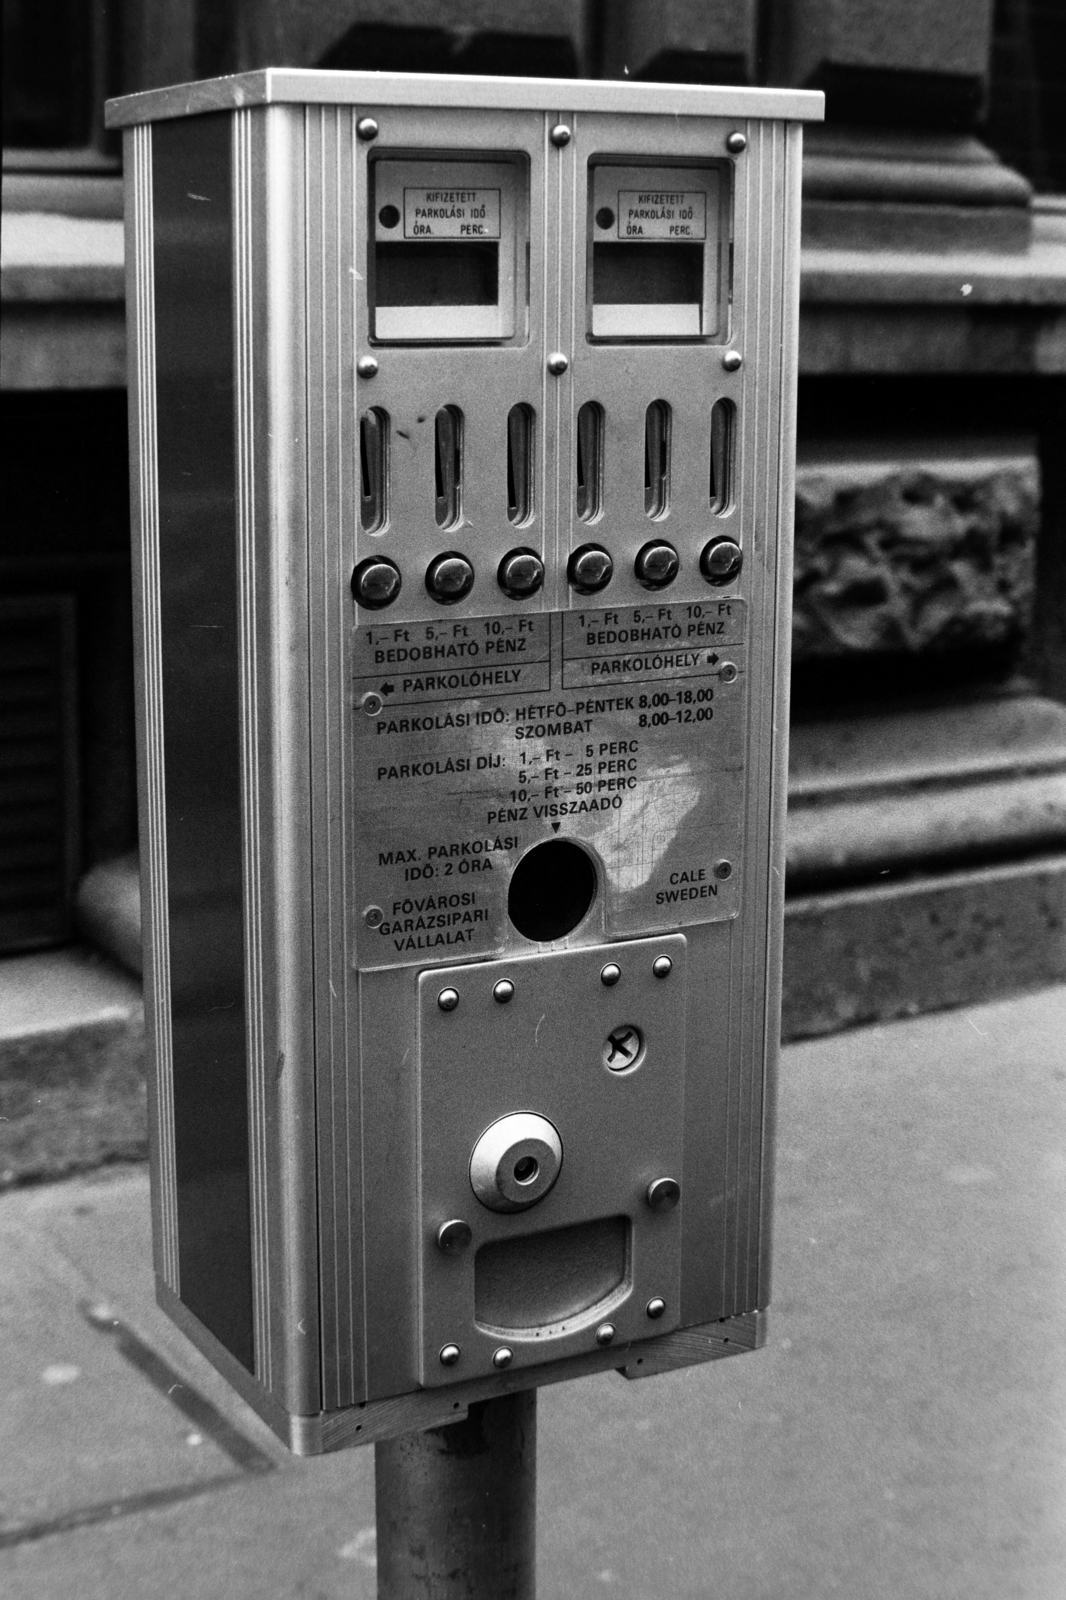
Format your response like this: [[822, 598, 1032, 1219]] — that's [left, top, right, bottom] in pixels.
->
[[125, 121, 179, 1292], [304, 105, 366, 1410], [233, 107, 273, 1388]]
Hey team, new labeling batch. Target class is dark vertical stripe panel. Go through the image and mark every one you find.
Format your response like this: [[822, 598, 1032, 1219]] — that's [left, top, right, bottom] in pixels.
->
[[153, 114, 254, 1372]]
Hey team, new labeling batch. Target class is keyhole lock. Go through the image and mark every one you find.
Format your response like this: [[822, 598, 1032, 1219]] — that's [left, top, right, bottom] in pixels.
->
[[469, 1112, 563, 1213]]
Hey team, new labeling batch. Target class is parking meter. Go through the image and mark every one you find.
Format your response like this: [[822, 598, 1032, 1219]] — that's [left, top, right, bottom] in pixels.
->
[[107, 71, 822, 1453]]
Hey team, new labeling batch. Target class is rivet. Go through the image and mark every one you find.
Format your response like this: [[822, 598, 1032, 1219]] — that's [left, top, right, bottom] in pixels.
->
[[719, 661, 738, 684], [436, 1219, 473, 1254], [492, 1346, 514, 1369], [356, 117, 379, 142], [722, 350, 743, 372], [600, 963, 621, 987], [714, 859, 733, 881], [595, 1322, 616, 1346], [726, 131, 747, 154], [547, 352, 569, 376], [361, 691, 383, 716], [550, 124, 571, 147], [439, 1343, 461, 1367], [357, 355, 379, 379], [437, 987, 460, 1012], [646, 1297, 666, 1319], [646, 1177, 681, 1212], [493, 980, 515, 1004], [652, 956, 672, 979], [363, 905, 384, 928]]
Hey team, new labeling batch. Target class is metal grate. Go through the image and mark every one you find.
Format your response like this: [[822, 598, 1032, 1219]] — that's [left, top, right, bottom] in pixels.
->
[[0, 595, 79, 953]]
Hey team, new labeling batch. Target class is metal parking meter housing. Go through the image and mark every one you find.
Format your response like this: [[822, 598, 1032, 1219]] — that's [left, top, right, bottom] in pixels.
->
[[107, 69, 822, 1455]]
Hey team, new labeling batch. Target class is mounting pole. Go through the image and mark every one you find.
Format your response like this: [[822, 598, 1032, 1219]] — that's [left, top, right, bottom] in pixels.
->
[[375, 1391, 537, 1599]]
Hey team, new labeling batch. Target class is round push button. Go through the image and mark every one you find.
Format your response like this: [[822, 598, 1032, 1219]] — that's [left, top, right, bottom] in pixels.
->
[[498, 549, 544, 599], [568, 544, 613, 595], [351, 557, 401, 610], [426, 552, 475, 604], [635, 541, 679, 590], [700, 538, 743, 586]]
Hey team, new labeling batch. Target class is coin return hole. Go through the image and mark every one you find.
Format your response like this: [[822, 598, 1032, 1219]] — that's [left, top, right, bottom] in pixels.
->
[[508, 839, 597, 942], [513, 1156, 539, 1184]]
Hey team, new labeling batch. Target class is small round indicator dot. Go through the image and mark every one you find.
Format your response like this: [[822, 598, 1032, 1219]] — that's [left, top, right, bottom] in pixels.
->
[[378, 204, 400, 228], [600, 963, 621, 987], [646, 1177, 681, 1212], [646, 1297, 666, 1320], [550, 124, 572, 147], [436, 1220, 473, 1254], [596, 207, 615, 230], [357, 355, 379, 379], [363, 905, 384, 929], [439, 1343, 461, 1367], [595, 1322, 616, 1347], [493, 1346, 514, 1369], [714, 860, 733, 881], [493, 980, 515, 1004], [652, 956, 672, 979], [722, 350, 743, 372], [437, 988, 460, 1012], [356, 118, 379, 142], [726, 131, 747, 154]]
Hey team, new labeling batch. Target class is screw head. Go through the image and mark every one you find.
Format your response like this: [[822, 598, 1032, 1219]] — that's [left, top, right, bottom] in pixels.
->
[[498, 549, 544, 599], [357, 117, 380, 142], [652, 956, 672, 979], [722, 349, 743, 372], [604, 1024, 644, 1072], [700, 538, 743, 587], [646, 1176, 681, 1212], [719, 661, 738, 684], [635, 540, 679, 591], [595, 1322, 616, 1346], [714, 859, 733, 881], [568, 544, 613, 595], [726, 131, 747, 154], [436, 1219, 473, 1254], [437, 987, 460, 1012], [547, 351, 569, 376], [363, 905, 384, 928], [646, 1296, 667, 1319], [439, 1343, 461, 1367], [492, 1346, 514, 1369], [426, 552, 475, 605], [550, 124, 572, 147], [493, 979, 515, 1004], [361, 691, 383, 717], [357, 355, 379, 378], [351, 556, 402, 610], [600, 963, 621, 987]]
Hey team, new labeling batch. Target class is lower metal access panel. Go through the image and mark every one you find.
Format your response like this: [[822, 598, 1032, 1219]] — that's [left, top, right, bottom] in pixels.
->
[[416, 935, 687, 1386]]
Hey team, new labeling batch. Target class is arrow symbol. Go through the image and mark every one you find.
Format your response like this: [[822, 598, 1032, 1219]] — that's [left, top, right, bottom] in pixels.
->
[[551, 822, 561, 833], [380, 681, 395, 696], [707, 653, 719, 666]]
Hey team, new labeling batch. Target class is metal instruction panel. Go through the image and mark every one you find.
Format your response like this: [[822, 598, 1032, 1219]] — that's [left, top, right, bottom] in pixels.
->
[[353, 599, 746, 967]]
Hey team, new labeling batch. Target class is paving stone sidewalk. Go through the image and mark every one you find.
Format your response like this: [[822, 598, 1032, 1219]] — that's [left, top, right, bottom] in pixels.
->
[[2, 987, 1064, 1600]]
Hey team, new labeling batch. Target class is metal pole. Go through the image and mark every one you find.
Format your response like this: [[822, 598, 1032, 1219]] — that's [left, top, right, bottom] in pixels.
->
[[375, 1390, 537, 1599]]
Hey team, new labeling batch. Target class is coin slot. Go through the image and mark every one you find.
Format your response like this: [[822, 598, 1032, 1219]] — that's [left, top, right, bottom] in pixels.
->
[[644, 401, 671, 518], [709, 398, 735, 514], [359, 406, 389, 532], [576, 401, 603, 523], [434, 406, 463, 529], [507, 404, 534, 525], [508, 839, 596, 942]]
